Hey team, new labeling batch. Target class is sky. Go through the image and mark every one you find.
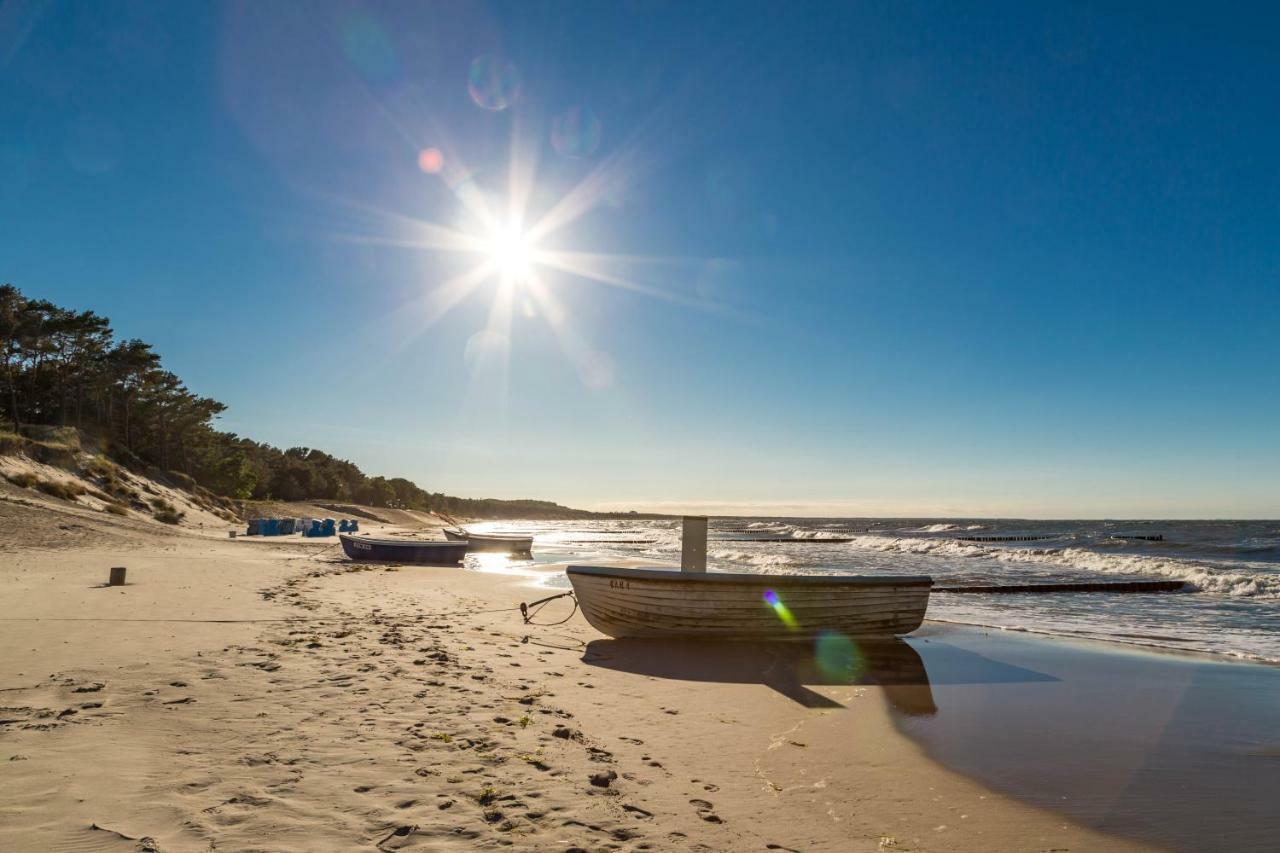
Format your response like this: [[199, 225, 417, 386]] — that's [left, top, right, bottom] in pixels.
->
[[3, 1, 1279, 517]]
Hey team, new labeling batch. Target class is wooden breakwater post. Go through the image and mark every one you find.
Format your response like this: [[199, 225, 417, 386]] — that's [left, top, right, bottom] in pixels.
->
[[108, 566, 127, 586], [681, 516, 708, 572]]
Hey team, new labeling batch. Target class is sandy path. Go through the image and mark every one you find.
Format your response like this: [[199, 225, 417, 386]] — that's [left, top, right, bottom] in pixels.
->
[[0, 513, 1150, 851]]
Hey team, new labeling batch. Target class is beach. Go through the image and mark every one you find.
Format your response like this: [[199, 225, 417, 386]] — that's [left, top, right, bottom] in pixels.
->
[[2, 497, 1277, 851]]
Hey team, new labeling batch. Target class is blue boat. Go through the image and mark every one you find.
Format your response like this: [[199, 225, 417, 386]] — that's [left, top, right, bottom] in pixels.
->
[[339, 534, 468, 565]]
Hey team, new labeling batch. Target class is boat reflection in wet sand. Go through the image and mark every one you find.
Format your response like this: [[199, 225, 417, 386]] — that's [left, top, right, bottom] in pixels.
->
[[443, 528, 534, 554], [339, 533, 469, 565]]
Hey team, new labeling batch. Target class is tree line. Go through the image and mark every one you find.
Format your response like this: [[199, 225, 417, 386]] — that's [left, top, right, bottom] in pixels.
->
[[0, 283, 605, 518]]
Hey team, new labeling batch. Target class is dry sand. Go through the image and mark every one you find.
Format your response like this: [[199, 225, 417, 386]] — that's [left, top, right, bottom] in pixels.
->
[[0, 494, 1152, 852]]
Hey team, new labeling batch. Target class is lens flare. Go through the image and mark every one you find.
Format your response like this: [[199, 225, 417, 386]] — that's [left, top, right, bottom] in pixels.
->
[[551, 106, 603, 158], [814, 632, 865, 681], [763, 588, 799, 630], [418, 147, 444, 174], [468, 54, 522, 111], [337, 10, 398, 84]]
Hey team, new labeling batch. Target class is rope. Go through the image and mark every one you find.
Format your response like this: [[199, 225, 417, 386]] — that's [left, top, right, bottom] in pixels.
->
[[519, 591, 578, 626], [521, 633, 587, 651]]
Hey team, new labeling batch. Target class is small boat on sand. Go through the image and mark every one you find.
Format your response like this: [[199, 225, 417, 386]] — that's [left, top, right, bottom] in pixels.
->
[[566, 565, 932, 639], [443, 528, 534, 553], [339, 533, 468, 565]]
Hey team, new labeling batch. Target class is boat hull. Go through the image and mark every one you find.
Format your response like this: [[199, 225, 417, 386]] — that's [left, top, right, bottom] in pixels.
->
[[567, 565, 931, 639], [339, 534, 468, 565], [443, 528, 534, 553]]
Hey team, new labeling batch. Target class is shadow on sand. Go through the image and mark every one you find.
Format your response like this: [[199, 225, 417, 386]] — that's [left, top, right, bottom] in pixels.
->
[[581, 637, 934, 712], [582, 636, 1059, 712]]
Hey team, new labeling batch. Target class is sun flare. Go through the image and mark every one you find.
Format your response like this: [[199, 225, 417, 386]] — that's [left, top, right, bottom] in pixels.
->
[[488, 224, 533, 281]]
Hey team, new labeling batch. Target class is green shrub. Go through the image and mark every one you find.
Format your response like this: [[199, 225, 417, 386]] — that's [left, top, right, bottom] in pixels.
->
[[30, 443, 79, 468], [102, 475, 139, 500], [150, 498, 185, 524], [84, 457, 118, 479], [36, 478, 86, 500], [5, 471, 38, 489], [0, 432, 32, 456], [167, 470, 196, 491]]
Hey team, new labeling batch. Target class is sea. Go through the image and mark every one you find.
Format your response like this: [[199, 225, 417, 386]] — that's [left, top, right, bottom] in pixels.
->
[[470, 517, 1280, 663]]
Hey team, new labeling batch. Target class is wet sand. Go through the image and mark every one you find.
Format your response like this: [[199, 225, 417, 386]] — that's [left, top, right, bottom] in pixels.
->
[[897, 625, 1280, 852], [1, 499, 1274, 850]]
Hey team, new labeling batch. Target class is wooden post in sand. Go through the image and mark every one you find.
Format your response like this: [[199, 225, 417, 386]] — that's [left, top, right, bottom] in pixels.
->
[[108, 567, 127, 586], [681, 516, 708, 572]]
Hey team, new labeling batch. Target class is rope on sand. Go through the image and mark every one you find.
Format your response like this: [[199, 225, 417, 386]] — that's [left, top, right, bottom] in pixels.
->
[[519, 591, 579, 627]]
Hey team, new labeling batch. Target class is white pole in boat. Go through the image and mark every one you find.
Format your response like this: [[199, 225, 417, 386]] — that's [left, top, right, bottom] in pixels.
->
[[681, 515, 708, 572]]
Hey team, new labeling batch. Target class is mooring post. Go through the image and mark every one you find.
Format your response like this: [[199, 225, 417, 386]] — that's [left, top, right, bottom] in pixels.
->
[[108, 567, 127, 586], [681, 515, 708, 572]]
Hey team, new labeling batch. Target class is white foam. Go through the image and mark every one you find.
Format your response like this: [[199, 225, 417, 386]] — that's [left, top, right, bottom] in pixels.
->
[[844, 535, 1280, 599], [787, 528, 846, 539], [709, 548, 795, 569]]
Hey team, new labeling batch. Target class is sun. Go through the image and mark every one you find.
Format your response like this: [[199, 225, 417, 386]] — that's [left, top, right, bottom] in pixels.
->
[[487, 224, 533, 281]]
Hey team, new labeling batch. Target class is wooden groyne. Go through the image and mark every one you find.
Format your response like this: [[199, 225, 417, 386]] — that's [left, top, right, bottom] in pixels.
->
[[935, 580, 1186, 594], [717, 537, 856, 543], [958, 533, 1165, 543], [562, 540, 657, 545]]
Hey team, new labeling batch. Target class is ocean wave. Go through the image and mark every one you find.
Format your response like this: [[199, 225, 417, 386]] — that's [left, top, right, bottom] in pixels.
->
[[709, 548, 795, 569], [844, 535, 1280, 599], [737, 522, 847, 539], [787, 528, 847, 539], [911, 523, 985, 533]]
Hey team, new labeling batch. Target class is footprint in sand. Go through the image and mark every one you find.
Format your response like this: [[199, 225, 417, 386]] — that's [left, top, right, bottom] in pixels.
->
[[689, 798, 724, 823]]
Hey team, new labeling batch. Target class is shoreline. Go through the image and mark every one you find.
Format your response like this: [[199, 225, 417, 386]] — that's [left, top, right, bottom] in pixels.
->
[[2, 511, 1276, 850], [921, 615, 1280, 667]]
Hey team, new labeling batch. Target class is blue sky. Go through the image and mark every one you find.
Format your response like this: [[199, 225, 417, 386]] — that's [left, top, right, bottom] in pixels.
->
[[3, 1, 1279, 517]]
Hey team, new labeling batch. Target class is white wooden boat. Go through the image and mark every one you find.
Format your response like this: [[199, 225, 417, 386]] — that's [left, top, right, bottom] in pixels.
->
[[566, 565, 932, 639], [443, 527, 534, 553]]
